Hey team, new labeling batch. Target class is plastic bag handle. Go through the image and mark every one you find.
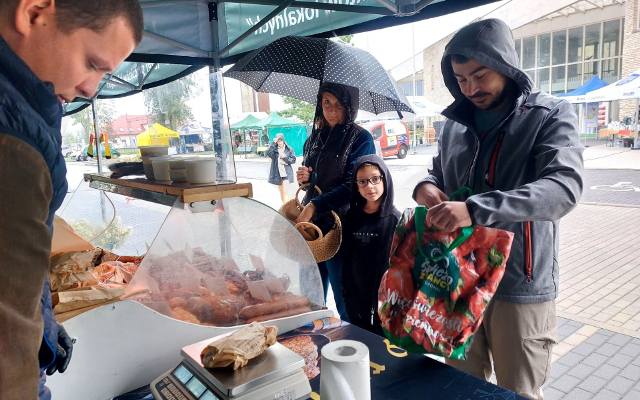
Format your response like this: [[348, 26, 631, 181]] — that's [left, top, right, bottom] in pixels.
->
[[448, 186, 473, 202], [414, 206, 473, 259]]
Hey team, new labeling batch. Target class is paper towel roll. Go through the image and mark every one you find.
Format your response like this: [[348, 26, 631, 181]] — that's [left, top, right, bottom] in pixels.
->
[[320, 340, 371, 400]]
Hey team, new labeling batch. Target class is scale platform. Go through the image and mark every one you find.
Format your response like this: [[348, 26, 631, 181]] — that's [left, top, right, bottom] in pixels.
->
[[151, 336, 311, 400]]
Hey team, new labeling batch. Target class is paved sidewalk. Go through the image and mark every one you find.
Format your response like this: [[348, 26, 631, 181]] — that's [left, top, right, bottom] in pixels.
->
[[545, 318, 640, 399]]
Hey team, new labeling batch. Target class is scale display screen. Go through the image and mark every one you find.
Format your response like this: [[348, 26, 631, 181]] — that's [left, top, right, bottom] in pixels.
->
[[173, 365, 193, 384], [171, 364, 221, 400]]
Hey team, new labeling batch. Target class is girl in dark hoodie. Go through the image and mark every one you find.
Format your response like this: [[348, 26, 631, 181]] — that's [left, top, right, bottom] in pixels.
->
[[296, 82, 376, 320], [341, 155, 400, 334]]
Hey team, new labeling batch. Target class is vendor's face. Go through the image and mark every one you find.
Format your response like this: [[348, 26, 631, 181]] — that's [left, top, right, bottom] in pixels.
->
[[321, 92, 346, 128], [9, 4, 136, 103], [356, 165, 384, 204], [451, 58, 508, 110]]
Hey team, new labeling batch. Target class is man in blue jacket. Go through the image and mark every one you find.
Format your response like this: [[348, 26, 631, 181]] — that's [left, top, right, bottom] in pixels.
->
[[414, 19, 583, 399], [0, 1, 142, 399]]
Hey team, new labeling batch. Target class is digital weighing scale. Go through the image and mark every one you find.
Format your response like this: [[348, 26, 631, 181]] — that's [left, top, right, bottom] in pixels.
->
[[150, 336, 311, 400]]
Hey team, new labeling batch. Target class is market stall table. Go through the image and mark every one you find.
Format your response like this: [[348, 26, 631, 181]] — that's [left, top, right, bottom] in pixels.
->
[[115, 318, 524, 400]]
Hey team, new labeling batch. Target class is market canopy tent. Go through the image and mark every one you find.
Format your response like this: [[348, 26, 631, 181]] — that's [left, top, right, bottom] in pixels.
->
[[63, 0, 499, 115], [584, 70, 640, 102], [559, 75, 608, 104], [258, 112, 308, 156], [230, 114, 263, 130], [136, 123, 180, 146]]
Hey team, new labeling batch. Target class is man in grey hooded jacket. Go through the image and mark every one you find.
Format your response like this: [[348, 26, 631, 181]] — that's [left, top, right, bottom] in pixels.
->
[[413, 19, 583, 399]]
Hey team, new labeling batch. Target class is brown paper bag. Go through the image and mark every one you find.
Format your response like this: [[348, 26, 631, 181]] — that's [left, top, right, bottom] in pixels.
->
[[53, 286, 125, 314], [51, 216, 94, 256]]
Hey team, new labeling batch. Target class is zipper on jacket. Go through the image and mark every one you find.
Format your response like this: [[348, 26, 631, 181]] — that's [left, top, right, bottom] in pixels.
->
[[486, 131, 505, 187], [524, 221, 533, 282]]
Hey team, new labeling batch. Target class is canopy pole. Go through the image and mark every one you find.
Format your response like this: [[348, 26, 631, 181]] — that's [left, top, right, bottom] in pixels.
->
[[411, 22, 417, 154], [91, 98, 103, 174]]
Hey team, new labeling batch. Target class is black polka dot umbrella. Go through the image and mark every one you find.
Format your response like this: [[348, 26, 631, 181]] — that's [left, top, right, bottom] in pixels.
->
[[224, 36, 413, 116]]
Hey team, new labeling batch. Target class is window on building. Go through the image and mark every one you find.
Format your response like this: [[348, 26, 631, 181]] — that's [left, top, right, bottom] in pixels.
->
[[515, 18, 623, 94], [568, 27, 583, 63], [538, 68, 550, 92], [515, 38, 521, 67], [537, 33, 551, 67], [602, 20, 620, 58], [601, 58, 619, 83], [584, 23, 601, 61], [552, 30, 566, 65], [583, 60, 600, 81], [522, 36, 536, 69], [567, 63, 582, 91], [551, 66, 566, 94]]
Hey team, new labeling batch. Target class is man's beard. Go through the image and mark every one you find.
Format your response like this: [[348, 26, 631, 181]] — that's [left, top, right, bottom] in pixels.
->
[[484, 81, 519, 110]]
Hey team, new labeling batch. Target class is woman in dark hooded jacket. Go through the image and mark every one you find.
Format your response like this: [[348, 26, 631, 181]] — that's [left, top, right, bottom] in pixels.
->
[[341, 155, 400, 334], [266, 133, 296, 204], [296, 82, 376, 320]]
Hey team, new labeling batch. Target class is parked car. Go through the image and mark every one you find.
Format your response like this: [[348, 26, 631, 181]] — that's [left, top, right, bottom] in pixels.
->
[[361, 120, 411, 159]]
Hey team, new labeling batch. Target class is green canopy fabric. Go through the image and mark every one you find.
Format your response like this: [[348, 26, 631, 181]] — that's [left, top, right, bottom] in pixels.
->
[[267, 125, 308, 157], [63, 0, 499, 115], [231, 114, 263, 130], [257, 112, 308, 156], [256, 112, 302, 128]]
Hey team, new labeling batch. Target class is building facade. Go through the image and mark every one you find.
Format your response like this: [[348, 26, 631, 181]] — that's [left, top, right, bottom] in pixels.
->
[[412, 0, 636, 121], [110, 114, 150, 148]]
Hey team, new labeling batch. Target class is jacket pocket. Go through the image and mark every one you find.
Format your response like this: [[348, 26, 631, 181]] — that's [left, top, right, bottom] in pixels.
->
[[523, 221, 533, 282]]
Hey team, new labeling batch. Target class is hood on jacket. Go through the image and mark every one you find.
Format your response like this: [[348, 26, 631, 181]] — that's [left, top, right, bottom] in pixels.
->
[[314, 82, 360, 126], [441, 18, 533, 114], [351, 154, 395, 217]]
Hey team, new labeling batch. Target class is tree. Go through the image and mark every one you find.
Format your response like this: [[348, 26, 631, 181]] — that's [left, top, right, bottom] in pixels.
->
[[280, 96, 315, 125], [144, 74, 197, 130], [68, 99, 116, 139]]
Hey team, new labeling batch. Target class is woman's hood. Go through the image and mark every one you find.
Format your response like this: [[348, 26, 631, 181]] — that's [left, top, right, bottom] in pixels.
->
[[314, 82, 360, 125], [351, 154, 395, 217]]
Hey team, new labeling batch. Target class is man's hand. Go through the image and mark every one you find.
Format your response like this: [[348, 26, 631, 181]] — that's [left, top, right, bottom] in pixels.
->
[[46, 325, 74, 376], [415, 183, 449, 207], [297, 166, 312, 185], [426, 201, 472, 232], [296, 202, 316, 224]]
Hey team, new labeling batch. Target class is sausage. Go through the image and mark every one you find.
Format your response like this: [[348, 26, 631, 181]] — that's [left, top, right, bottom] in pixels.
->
[[239, 295, 310, 319], [246, 305, 313, 323]]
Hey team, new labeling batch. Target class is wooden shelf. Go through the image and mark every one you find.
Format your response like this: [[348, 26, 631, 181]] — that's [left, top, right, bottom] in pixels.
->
[[84, 174, 253, 205]]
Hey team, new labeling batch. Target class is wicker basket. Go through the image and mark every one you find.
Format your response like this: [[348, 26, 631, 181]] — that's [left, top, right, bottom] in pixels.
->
[[294, 211, 342, 263], [278, 184, 341, 262], [278, 184, 321, 222]]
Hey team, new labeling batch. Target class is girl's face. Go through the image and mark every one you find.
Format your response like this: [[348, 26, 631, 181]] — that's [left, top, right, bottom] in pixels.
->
[[321, 92, 346, 128], [356, 165, 384, 204]]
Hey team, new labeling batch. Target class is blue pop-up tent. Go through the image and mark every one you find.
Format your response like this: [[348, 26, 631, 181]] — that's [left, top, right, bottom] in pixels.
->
[[559, 76, 608, 103]]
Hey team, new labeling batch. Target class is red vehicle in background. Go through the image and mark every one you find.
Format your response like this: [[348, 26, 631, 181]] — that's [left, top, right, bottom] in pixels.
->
[[361, 120, 411, 159]]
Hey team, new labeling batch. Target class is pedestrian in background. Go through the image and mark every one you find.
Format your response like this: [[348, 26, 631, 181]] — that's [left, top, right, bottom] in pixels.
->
[[296, 82, 375, 321], [0, 1, 143, 399], [413, 18, 583, 399], [267, 133, 296, 204]]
